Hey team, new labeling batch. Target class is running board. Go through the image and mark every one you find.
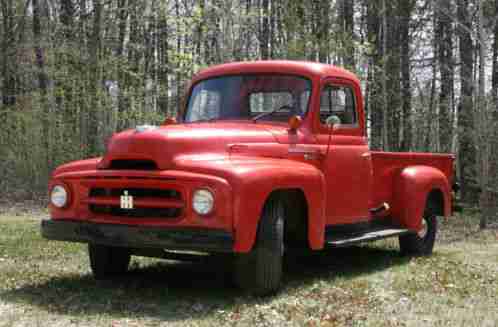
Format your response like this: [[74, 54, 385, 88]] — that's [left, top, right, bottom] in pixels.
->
[[326, 228, 413, 247]]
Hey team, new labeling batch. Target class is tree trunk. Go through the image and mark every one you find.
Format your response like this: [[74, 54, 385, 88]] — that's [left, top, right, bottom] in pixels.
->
[[204, 0, 212, 64], [477, 0, 487, 229], [116, 0, 128, 121], [316, 0, 330, 63], [79, 0, 87, 40], [269, 0, 276, 58], [244, 0, 252, 59], [32, 0, 47, 93], [367, 0, 383, 150], [32, 0, 51, 176], [493, 0, 498, 101], [1, 0, 17, 106], [143, 0, 156, 113], [60, 0, 75, 40], [259, 0, 270, 59], [457, 0, 477, 205], [384, 0, 397, 151], [339, 0, 354, 69], [116, 0, 128, 57], [399, 0, 412, 151], [196, 0, 205, 62], [158, 2, 169, 116], [487, 0, 498, 225], [426, 52, 437, 152], [128, 1, 142, 85], [88, 0, 103, 155], [436, 0, 454, 153], [175, 0, 182, 113]]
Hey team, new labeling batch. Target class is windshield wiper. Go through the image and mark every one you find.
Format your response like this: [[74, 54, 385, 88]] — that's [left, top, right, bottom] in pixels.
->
[[189, 118, 218, 123], [252, 105, 292, 122]]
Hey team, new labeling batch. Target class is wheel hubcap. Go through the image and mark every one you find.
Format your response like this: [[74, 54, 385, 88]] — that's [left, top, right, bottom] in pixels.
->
[[418, 218, 428, 238]]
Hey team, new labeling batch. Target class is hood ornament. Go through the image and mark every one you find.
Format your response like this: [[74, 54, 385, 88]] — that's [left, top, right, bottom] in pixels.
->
[[135, 125, 158, 133]]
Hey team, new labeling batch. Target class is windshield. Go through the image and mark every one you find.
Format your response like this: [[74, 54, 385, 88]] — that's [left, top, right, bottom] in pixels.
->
[[185, 74, 312, 123]]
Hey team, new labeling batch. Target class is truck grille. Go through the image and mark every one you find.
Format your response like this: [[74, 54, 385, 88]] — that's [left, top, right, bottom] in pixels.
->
[[86, 187, 184, 219]]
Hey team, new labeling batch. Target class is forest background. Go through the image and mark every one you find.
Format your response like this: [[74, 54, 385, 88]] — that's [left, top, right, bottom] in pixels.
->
[[0, 0, 497, 227]]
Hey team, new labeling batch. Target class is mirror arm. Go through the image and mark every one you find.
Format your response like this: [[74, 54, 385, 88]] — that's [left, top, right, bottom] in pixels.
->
[[325, 124, 334, 158]]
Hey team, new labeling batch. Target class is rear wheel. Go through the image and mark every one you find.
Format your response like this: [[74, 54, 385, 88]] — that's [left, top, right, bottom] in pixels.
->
[[88, 244, 131, 279], [399, 206, 437, 256], [234, 196, 284, 296]]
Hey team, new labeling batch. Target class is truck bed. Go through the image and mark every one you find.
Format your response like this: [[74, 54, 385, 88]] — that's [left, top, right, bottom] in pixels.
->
[[370, 151, 454, 210]]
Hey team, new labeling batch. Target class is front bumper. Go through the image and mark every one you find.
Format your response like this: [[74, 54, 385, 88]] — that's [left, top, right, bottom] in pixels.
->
[[41, 219, 234, 253]]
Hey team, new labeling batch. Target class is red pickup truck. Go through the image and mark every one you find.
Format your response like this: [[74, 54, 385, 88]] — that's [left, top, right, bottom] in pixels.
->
[[42, 61, 454, 295]]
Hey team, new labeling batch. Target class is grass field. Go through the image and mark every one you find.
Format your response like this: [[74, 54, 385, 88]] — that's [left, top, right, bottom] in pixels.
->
[[0, 204, 497, 327]]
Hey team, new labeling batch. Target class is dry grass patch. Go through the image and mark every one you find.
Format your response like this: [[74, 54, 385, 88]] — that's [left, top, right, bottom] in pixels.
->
[[0, 208, 497, 326]]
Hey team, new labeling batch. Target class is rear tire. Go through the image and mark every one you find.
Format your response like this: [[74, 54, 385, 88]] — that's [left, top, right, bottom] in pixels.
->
[[399, 206, 437, 256], [234, 196, 284, 296], [88, 244, 131, 279]]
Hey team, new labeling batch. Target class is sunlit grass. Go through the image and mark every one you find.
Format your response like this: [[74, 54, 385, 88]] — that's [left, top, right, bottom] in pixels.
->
[[0, 207, 496, 326]]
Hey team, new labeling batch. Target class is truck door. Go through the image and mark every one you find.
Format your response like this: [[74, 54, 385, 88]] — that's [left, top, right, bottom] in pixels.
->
[[315, 79, 373, 225]]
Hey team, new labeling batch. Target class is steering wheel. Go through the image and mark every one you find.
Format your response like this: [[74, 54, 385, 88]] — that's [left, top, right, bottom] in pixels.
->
[[253, 104, 296, 122], [276, 104, 294, 113]]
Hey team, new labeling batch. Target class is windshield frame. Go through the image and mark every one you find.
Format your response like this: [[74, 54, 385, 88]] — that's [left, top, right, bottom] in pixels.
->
[[183, 73, 313, 124]]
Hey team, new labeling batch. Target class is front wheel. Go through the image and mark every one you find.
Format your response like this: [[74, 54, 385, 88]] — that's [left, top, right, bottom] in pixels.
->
[[399, 207, 438, 256], [234, 196, 284, 296], [88, 244, 131, 279]]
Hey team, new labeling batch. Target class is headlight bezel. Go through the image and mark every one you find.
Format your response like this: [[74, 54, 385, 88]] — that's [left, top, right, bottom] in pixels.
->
[[192, 188, 215, 216], [49, 183, 71, 209]]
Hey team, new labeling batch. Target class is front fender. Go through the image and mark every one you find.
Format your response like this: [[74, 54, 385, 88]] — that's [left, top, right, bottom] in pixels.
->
[[229, 161, 326, 252], [52, 157, 102, 178], [392, 165, 452, 231], [174, 155, 326, 252]]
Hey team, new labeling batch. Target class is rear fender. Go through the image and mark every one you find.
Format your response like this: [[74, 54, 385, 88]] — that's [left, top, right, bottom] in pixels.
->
[[231, 164, 326, 252], [392, 165, 452, 231]]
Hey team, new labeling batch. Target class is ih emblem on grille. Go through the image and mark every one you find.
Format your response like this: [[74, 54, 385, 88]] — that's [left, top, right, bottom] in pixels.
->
[[120, 191, 134, 209]]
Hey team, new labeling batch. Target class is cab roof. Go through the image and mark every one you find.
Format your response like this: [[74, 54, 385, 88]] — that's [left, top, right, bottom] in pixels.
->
[[192, 60, 360, 85]]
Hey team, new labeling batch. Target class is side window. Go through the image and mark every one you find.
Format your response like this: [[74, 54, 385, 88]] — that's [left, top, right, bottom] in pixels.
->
[[319, 85, 357, 125]]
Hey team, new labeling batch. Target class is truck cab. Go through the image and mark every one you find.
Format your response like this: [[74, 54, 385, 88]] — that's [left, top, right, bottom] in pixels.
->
[[42, 61, 454, 295]]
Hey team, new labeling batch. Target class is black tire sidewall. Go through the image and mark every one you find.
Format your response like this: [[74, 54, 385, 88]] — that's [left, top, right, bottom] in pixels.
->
[[88, 244, 131, 278], [400, 209, 438, 256], [418, 213, 437, 254], [234, 197, 285, 295]]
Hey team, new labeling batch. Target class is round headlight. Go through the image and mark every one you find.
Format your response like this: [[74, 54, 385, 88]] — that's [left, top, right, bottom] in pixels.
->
[[50, 185, 68, 208], [192, 189, 214, 215]]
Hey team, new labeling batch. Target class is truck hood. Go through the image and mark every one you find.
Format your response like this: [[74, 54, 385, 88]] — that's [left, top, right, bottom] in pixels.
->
[[99, 122, 284, 170]]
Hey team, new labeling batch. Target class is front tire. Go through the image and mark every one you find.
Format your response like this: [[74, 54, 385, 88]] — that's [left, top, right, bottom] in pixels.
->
[[234, 196, 284, 296], [88, 244, 131, 279], [399, 206, 438, 256]]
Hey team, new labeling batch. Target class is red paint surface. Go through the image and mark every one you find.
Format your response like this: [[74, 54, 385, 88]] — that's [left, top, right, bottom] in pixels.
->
[[49, 61, 454, 252]]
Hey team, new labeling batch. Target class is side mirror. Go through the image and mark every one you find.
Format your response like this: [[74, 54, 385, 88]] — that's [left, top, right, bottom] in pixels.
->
[[324, 115, 341, 158], [288, 115, 302, 132], [162, 117, 177, 126], [325, 115, 341, 130]]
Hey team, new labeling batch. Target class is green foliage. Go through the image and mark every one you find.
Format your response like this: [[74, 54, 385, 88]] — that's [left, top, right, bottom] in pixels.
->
[[0, 0, 496, 211], [0, 87, 162, 196]]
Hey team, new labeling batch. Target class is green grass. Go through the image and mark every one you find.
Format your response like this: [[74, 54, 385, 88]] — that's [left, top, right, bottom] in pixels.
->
[[0, 207, 497, 326]]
